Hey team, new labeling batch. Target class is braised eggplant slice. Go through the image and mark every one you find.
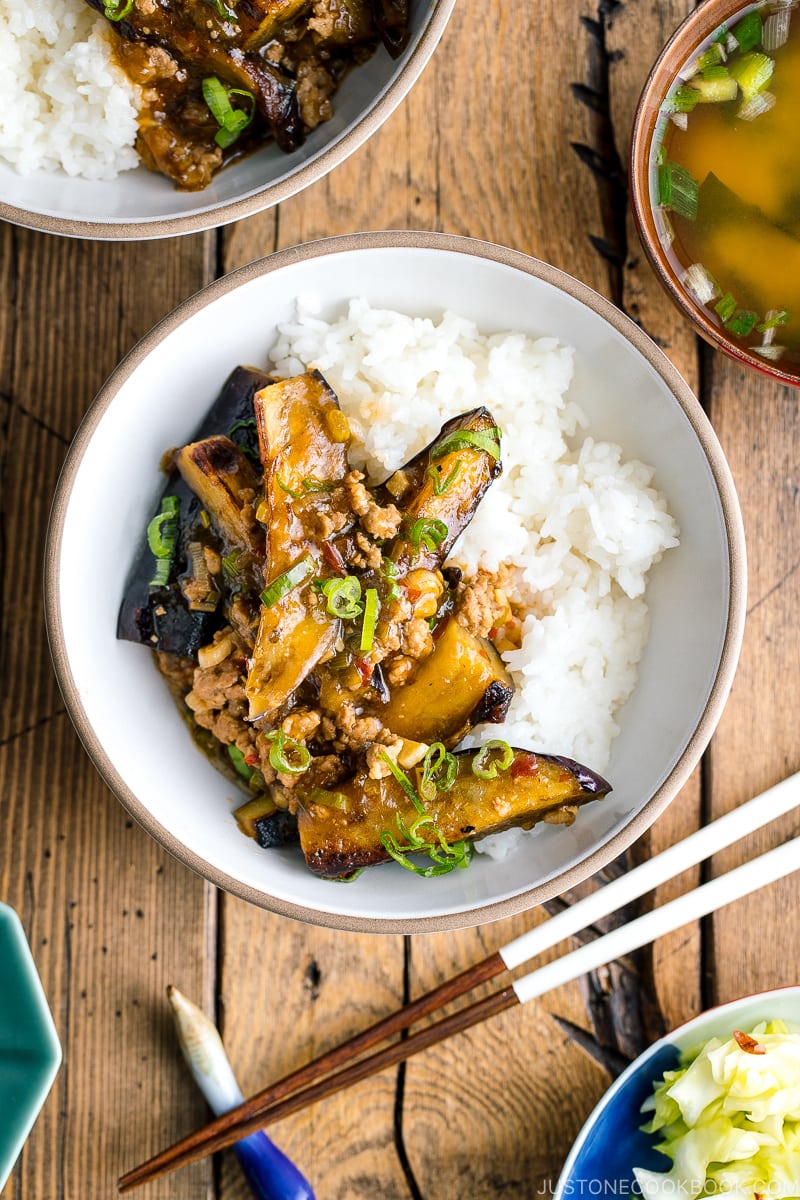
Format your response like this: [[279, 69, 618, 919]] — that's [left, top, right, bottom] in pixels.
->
[[245, 371, 353, 721], [380, 617, 513, 746], [296, 750, 612, 877], [117, 366, 271, 656], [383, 408, 502, 571], [174, 436, 263, 558]]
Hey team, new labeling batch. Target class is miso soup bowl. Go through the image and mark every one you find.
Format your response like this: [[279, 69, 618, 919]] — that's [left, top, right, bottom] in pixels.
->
[[0, 1, 453, 241], [630, 0, 800, 387], [44, 231, 747, 933]]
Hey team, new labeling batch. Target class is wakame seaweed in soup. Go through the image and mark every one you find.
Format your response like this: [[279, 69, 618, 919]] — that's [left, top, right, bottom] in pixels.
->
[[652, 2, 800, 370]]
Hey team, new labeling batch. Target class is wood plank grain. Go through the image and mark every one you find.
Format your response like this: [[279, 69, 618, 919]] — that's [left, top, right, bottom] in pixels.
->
[[0, 228, 216, 1199], [703, 353, 800, 1003]]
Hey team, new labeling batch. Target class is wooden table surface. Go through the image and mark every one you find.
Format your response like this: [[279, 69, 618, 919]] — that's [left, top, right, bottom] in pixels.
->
[[2, 1, 799, 1197]]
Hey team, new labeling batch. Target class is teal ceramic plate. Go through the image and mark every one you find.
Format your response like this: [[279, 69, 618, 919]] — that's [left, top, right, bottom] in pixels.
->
[[0, 903, 61, 1192]]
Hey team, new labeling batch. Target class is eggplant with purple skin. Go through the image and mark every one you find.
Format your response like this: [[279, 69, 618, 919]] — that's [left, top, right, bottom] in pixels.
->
[[296, 748, 611, 877], [245, 371, 353, 722], [116, 366, 271, 657]]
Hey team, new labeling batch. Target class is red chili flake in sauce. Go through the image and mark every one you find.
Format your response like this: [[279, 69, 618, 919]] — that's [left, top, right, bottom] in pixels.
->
[[733, 1029, 766, 1055], [510, 752, 539, 779], [354, 656, 374, 685], [322, 540, 347, 576], [244, 754, 259, 767]]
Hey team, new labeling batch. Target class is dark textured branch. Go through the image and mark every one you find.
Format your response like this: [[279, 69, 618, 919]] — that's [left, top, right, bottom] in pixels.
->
[[572, 0, 628, 308]]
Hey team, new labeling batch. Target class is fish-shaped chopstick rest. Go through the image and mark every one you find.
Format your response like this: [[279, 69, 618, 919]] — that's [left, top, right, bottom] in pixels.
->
[[167, 985, 315, 1200]]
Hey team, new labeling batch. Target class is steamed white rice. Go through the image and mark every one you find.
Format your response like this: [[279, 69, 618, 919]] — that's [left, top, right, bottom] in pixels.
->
[[268, 298, 680, 857], [0, 0, 140, 179]]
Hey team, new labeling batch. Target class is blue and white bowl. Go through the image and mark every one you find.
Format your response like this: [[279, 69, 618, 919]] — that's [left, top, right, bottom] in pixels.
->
[[556, 986, 800, 1196]]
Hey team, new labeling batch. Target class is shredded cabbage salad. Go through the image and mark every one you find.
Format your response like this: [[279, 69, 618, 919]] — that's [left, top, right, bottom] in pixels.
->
[[634, 1020, 800, 1200]]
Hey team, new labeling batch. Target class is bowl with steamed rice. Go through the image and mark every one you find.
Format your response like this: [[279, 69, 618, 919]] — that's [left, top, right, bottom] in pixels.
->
[[0, 0, 452, 239], [44, 231, 746, 931]]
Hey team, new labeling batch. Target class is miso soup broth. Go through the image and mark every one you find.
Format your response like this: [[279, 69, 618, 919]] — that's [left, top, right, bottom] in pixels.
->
[[651, 1, 800, 373]]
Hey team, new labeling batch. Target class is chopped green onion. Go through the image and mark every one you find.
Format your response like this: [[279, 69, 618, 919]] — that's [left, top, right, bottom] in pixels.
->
[[724, 309, 759, 337], [729, 51, 774, 101], [301, 477, 335, 493], [263, 730, 311, 775], [471, 739, 514, 780], [276, 477, 304, 499], [426, 460, 463, 496], [202, 76, 256, 149], [378, 752, 425, 814], [321, 575, 362, 620], [663, 85, 701, 114], [227, 744, 254, 782], [690, 75, 739, 103], [204, 0, 236, 19], [682, 263, 720, 305], [380, 830, 472, 878], [199, 509, 211, 528], [228, 417, 257, 439], [260, 555, 314, 608], [702, 63, 731, 81], [359, 588, 380, 653], [222, 548, 243, 578], [757, 309, 790, 332], [431, 427, 502, 462], [419, 742, 457, 802], [697, 41, 726, 71], [731, 9, 762, 53], [715, 292, 737, 323], [657, 161, 699, 220], [407, 517, 448, 554], [103, 0, 133, 20], [147, 495, 179, 587], [382, 559, 401, 601]]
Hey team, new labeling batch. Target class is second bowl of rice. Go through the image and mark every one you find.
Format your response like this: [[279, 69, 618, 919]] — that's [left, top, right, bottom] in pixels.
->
[[44, 231, 746, 931]]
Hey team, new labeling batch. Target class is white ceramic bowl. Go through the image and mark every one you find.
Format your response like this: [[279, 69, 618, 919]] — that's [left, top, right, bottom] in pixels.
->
[[556, 986, 800, 1196], [0, 2, 453, 241], [44, 231, 747, 932]]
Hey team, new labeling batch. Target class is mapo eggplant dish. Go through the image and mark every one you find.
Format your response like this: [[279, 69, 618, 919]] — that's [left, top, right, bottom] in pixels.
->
[[118, 365, 611, 879], [86, 0, 410, 190]]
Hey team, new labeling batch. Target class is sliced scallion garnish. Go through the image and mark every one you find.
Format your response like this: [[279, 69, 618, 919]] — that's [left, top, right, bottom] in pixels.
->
[[407, 517, 448, 554], [301, 477, 335, 493], [724, 309, 758, 337], [731, 9, 762, 53], [431, 427, 502, 462], [757, 309, 790, 333], [419, 742, 457, 802], [260, 555, 314, 608], [471, 739, 514, 780], [426, 459, 463, 496], [276, 477, 304, 499], [382, 559, 401, 601], [378, 752, 426, 814], [359, 588, 380, 653], [147, 495, 179, 587], [715, 293, 737, 323], [103, 0, 133, 20], [663, 85, 701, 114], [228, 744, 255, 782], [202, 76, 256, 149], [263, 730, 311, 775], [321, 576, 362, 620], [729, 50, 774, 101], [204, 0, 237, 19], [657, 161, 699, 221]]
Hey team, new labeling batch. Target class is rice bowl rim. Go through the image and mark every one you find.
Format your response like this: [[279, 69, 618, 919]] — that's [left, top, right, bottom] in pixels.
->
[[0, 0, 454, 242], [44, 230, 747, 933]]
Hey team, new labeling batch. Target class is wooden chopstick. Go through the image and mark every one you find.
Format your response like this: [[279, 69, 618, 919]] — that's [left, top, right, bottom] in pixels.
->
[[119, 772, 800, 1193]]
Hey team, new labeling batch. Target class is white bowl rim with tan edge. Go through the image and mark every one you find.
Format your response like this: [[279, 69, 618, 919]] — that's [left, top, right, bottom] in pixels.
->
[[0, 0, 455, 242], [44, 230, 747, 933]]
